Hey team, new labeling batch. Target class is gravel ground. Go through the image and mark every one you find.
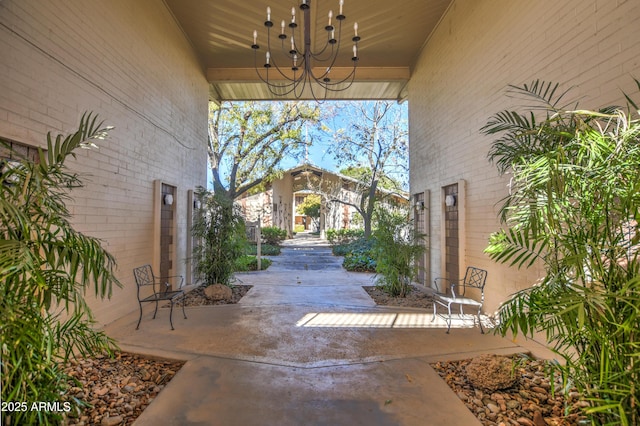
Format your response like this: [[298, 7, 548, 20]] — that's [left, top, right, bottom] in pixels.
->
[[432, 356, 588, 426], [179, 284, 253, 307], [62, 353, 184, 426], [363, 285, 434, 309]]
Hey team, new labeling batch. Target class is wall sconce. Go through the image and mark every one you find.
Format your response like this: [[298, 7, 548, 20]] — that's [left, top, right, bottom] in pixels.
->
[[193, 199, 201, 209], [445, 194, 456, 207], [163, 194, 174, 206], [414, 200, 425, 211]]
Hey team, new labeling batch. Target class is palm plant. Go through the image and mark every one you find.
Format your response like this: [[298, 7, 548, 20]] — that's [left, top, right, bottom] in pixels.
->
[[0, 113, 121, 424], [483, 80, 640, 425]]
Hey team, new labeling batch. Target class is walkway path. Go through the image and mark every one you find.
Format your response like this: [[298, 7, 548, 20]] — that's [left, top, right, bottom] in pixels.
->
[[105, 235, 549, 425]]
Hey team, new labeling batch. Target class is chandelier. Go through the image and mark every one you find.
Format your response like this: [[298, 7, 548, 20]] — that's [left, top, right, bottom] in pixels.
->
[[251, 0, 360, 100]]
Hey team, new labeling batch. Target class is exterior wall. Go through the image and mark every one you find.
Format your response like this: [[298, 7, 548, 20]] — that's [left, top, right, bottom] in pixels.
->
[[0, 0, 209, 325], [272, 175, 295, 235], [408, 0, 640, 314]]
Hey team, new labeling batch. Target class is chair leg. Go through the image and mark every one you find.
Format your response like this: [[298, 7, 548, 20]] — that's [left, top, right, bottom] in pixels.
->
[[136, 301, 143, 330], [181, 296, 187, 319], [152, 300, 159, 319], [477, 306, 484, 334], [445, 302, 452, 334], [169, 300, 175, 330], [432, 302, 437, 322]]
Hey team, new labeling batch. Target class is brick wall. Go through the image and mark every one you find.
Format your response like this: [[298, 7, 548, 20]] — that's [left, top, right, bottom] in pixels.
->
[[0, 0, 209, 325], [408, 0, 640, 314]]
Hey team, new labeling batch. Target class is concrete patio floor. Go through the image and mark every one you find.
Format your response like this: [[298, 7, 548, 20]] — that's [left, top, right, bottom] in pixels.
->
[[107, 235, 554, 425]]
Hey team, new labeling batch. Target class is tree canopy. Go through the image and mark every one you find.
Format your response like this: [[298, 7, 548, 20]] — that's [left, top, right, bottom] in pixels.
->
[[327, 100, 409, 237], [208, 101, 319, 200]]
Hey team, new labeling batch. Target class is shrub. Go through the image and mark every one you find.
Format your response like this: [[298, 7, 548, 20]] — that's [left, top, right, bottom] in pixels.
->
[[343, 251, 377, 272], [326, 228, 365, 245], [0, 113, 121, 425], [245, 243, 281, 256], [260, 226, 287, 245], [234, 255, 272, 271], [334, 238, 376, 272]]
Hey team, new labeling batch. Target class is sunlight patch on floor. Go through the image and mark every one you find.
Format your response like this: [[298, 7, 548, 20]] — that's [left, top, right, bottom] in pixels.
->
[[296, 312, 485, 329]]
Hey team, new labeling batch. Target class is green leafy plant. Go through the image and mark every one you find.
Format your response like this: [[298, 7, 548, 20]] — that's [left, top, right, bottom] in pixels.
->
[[483, 80, 640, 425], [326, 228, 365, 246], [372, 209, 425, 297], [245, 243, 281, 256], [0, 113, 121, 425], [260, 226, 287, 246], [296, 193, 321, 230], [192, 190, 247, 286], [234, 255, 272, 271]]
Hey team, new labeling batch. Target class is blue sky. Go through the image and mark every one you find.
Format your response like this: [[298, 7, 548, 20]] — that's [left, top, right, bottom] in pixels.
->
[[208, 100, 408, 188]]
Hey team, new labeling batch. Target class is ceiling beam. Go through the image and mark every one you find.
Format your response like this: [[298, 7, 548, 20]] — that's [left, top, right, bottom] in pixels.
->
[[207, 67, 410, 83]]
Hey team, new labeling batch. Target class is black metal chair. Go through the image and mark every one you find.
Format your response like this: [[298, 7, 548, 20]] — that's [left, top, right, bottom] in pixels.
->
[[133, 264, 187, 330], [431, 266, 488, 333]]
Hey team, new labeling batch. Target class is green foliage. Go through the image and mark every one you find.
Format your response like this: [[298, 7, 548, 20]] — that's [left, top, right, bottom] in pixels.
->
[[372, 210, 425, 297], [234, 255, 272, 271], [192, 190, 247, 286], [0, 113, 121, 425], [245, 243, 281, 256], [208, 101, 319, 200], [294, 224, 305, 233], [342, 240, 377, 272], [326, 228, 365, 246], [296, 194, 321, 218], [339, 166, 403, 192], [260, 226, 287, 246], [483, 80, 640, 425]]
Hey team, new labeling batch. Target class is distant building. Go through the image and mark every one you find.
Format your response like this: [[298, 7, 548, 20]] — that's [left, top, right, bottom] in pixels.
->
[[238, 164, 408, 237]]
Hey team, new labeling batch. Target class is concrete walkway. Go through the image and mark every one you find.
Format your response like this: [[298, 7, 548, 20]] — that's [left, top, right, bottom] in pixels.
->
[[106, 235, 552, 425]]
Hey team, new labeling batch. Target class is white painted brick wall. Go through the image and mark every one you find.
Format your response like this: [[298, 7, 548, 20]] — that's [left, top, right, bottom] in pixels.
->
[[408, 0, 640, 314], [0, 0, 209, 325]]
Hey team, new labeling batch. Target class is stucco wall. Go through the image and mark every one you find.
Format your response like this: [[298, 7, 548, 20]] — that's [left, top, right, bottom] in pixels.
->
[[0, 0, 209, 325], [408, 0, 640, 313]]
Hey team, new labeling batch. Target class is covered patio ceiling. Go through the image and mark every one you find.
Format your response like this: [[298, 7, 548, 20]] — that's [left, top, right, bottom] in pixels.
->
[[164, 0, 453, 102]]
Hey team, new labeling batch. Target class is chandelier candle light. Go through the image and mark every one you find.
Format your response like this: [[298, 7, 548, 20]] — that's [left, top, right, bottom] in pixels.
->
[[251, 0, 361, 100]]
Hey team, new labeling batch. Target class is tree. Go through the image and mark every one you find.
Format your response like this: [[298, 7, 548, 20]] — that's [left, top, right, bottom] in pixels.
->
[[0, 113, 121, 424], [483, 80, 640, 424], [296, 193, 321, 229], [327, 101, 408, 238], [208, 101, 319, 200]]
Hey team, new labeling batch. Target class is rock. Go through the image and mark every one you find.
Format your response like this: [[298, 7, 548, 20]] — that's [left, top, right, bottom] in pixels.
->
[[487, 403, 501, 414], [517, 418, 535, 426], [532, 411, 545, 426], [204, 284, 233, 301], [465, 354, 518, 392], [506, 399, 521, 409], [101, 415, 123, 426]]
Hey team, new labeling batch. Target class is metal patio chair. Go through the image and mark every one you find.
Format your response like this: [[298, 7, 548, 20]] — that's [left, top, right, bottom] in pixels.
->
[[133, 264, 187, 330], [432, 266, 488, 334]]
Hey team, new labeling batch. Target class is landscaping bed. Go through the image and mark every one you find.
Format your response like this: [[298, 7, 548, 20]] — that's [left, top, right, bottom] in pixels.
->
[[63, 352, 184, 426], [432, 356, 587, 426], [179, 284, 253, 307]]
